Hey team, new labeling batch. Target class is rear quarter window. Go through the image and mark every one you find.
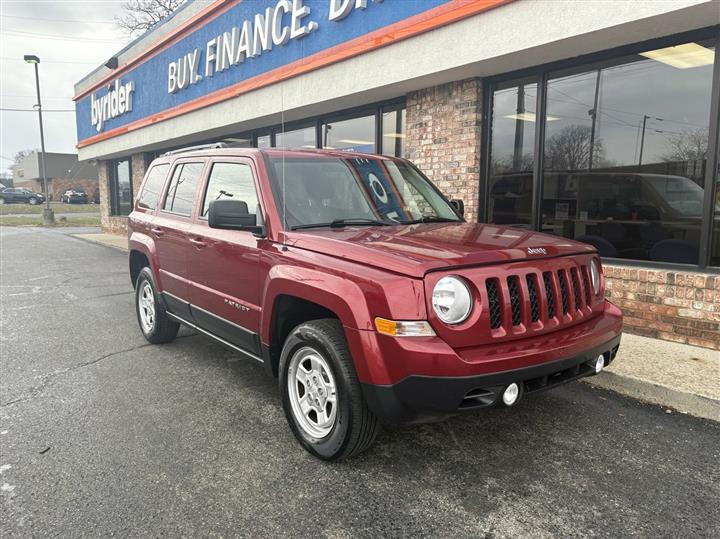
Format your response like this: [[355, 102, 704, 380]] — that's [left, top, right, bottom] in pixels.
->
[[137, 164, 170, 210]]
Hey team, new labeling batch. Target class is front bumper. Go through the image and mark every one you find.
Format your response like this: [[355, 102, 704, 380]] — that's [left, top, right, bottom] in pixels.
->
[[356, 300, 623, 424], [362, 334, 620, 424]]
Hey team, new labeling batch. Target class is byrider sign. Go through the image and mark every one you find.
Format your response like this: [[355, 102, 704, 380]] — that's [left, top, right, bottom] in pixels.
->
[[90, 80, 134, 132], [168, 0, 376, 94], [75, 0, 495, 144]]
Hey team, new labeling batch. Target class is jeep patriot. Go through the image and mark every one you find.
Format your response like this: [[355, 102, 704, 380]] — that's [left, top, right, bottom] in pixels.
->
[[128, 146, 623, 460]]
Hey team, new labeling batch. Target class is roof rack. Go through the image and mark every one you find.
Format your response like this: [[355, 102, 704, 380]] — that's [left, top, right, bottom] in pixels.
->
[[162, 142, 227, 156]]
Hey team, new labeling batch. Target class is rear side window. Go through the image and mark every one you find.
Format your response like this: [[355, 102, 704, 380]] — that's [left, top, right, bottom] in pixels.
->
[[162, 162, 204, 215], [137, 164, 169, 210], [201, 163, 259, 217]]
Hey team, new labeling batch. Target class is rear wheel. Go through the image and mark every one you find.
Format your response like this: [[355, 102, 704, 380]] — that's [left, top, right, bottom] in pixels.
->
[[0, 197, 5, 205], [279, 319, 380, 460], [135, 266, 179, 344]]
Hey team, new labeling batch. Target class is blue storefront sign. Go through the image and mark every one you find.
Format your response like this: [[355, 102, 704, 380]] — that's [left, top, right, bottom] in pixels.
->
[[75, 0, 472, 145]]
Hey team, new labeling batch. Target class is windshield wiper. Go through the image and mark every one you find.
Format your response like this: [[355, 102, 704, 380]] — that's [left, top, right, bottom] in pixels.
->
[[403, 216, 460, 224], [291, 218, 391, 230]]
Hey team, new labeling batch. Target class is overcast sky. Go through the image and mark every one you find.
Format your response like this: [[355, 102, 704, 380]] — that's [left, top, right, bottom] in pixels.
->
[[0, 0, 132, 173]]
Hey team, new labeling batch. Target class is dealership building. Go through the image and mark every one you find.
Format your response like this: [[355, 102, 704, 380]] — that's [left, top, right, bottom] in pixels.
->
[[73, 0, 720, 349]]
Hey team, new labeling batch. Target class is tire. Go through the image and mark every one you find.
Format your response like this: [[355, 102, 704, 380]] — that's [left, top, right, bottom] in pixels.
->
[[279, 319, 380, 461], [28, 197, 38, 205], [0, 197, 5, 205], [134, 266, 179, 344]]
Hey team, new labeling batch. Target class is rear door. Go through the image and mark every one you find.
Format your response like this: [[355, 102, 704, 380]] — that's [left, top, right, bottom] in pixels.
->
[[152, 159, 207, 319], [186, 158, 263, 358]]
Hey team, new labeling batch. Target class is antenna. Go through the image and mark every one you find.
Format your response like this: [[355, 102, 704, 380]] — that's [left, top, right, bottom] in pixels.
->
[[281, 81, 287, 251]]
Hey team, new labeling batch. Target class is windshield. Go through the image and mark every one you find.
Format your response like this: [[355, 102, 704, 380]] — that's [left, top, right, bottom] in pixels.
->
[[268, 156, 460, 229], [643, 176, 705, 217]]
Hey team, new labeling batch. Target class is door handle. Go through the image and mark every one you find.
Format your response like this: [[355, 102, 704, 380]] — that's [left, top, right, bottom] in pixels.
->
[[189, 237, 206, 248], [150, 227, 164, 236]]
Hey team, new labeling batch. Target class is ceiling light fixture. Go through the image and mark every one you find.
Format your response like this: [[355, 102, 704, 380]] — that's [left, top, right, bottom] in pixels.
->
[[639, 42, 714, 69]]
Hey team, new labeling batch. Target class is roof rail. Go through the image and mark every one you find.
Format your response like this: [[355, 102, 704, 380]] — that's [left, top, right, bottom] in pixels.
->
[[162, 142, 227, 156]]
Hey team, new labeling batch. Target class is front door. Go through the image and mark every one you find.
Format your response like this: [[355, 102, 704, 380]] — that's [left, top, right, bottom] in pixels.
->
[[153, 159, 206, 318], [187, 159, 263, 358]]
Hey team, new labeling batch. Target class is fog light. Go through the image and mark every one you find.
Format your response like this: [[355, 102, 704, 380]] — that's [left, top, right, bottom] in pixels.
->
[[593, 354, 605, 374], [502, 383, 520, 406]]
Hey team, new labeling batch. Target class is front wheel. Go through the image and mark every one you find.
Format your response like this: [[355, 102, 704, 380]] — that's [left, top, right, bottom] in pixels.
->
[[0, 197, 5, 205], [279, 319, 380, 460], [135, 266, 179, 344], [28, 197, 38, 205]]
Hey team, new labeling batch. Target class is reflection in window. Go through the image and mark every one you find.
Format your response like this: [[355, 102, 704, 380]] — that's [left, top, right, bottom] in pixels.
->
[[322, 115, 375, 152], [275, 126, 316, 148], [162, 162, 204, 215], [488, 81, 537, 226], [202, 163, 259, 217], [711, 146, 720, 266], [110, 158, 132, 216], [221, 136, 252, 148], [256, 134, 270, 148], [540, 41, 714, 265], [382, 108, 406, 157], [137, 164, 169, 210]]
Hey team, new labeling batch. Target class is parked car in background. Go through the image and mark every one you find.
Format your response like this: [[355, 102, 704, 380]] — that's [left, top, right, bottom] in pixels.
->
[[61, 188, 89, 204], [0, 187, 46, 205]]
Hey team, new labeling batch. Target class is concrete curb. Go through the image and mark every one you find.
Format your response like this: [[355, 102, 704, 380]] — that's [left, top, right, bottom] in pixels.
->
[[70, 233, 128, 253], [583, 371, 720, 422]]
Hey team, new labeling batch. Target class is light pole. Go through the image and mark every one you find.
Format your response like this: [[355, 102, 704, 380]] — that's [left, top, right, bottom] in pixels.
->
[[24, 54, 54, 225]]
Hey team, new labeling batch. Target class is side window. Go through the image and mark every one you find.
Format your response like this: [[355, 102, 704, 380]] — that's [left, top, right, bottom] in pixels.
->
[[201, 162, 259, 218], [162, 162, 204, 215], [138, 164, 169, 210]]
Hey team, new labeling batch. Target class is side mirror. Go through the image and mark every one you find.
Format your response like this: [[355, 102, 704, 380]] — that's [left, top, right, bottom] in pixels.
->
[[208, 199, 264, 235], [450, 199, 464, 216]]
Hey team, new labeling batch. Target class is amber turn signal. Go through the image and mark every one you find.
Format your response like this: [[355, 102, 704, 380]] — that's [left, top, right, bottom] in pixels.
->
[[374, 318, 435, 337]]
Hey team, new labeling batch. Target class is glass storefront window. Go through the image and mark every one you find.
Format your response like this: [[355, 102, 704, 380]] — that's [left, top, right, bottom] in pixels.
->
[[541, 41, 715, 264], [110, 158, 132, 216], [382, 108, 406, 157], [487, 80, 537, 226], [711, 144, 720, 266], [256, 134, 270, 148], [322, 114, 375, 152], [275, 125, 316, 148]]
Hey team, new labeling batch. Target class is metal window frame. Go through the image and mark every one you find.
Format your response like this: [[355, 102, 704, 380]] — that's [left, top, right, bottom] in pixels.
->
[[481, 26, 720, 272]]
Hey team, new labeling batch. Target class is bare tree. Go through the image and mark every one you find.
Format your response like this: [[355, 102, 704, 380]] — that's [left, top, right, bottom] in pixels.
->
[[13, 149, 36, 164], [544, 125, 605, 170], [116, 0, 185, 38], [662, 128, 708, 162]]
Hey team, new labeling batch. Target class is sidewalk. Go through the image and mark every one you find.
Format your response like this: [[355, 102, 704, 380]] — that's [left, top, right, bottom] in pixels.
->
[[73, 231, 719, 421], [586, 333, 720, 421], [72, 232, 128, 251]]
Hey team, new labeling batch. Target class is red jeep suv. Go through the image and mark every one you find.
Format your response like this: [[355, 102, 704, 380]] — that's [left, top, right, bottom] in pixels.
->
[[128, 145, 622, 460]]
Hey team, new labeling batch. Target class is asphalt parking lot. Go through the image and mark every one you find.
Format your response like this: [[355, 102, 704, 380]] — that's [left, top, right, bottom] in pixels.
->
[[1, 227, 719, 538]]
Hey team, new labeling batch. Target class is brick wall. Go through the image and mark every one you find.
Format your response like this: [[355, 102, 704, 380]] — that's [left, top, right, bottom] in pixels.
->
[[605, 265, 720, 350], [99, 153, 147, 235], [405, 78, 482, 222]]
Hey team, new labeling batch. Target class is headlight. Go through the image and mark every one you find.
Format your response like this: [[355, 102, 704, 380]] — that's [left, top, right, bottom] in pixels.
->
[[590, 258, 601, 295], [432, 276, 472, 325]]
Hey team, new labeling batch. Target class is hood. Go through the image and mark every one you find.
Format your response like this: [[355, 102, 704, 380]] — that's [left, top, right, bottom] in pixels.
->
[[285, 222, 595, 278]]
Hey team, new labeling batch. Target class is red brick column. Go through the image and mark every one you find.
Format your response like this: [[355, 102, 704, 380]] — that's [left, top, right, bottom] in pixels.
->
[[405, 78, 482, 222]]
